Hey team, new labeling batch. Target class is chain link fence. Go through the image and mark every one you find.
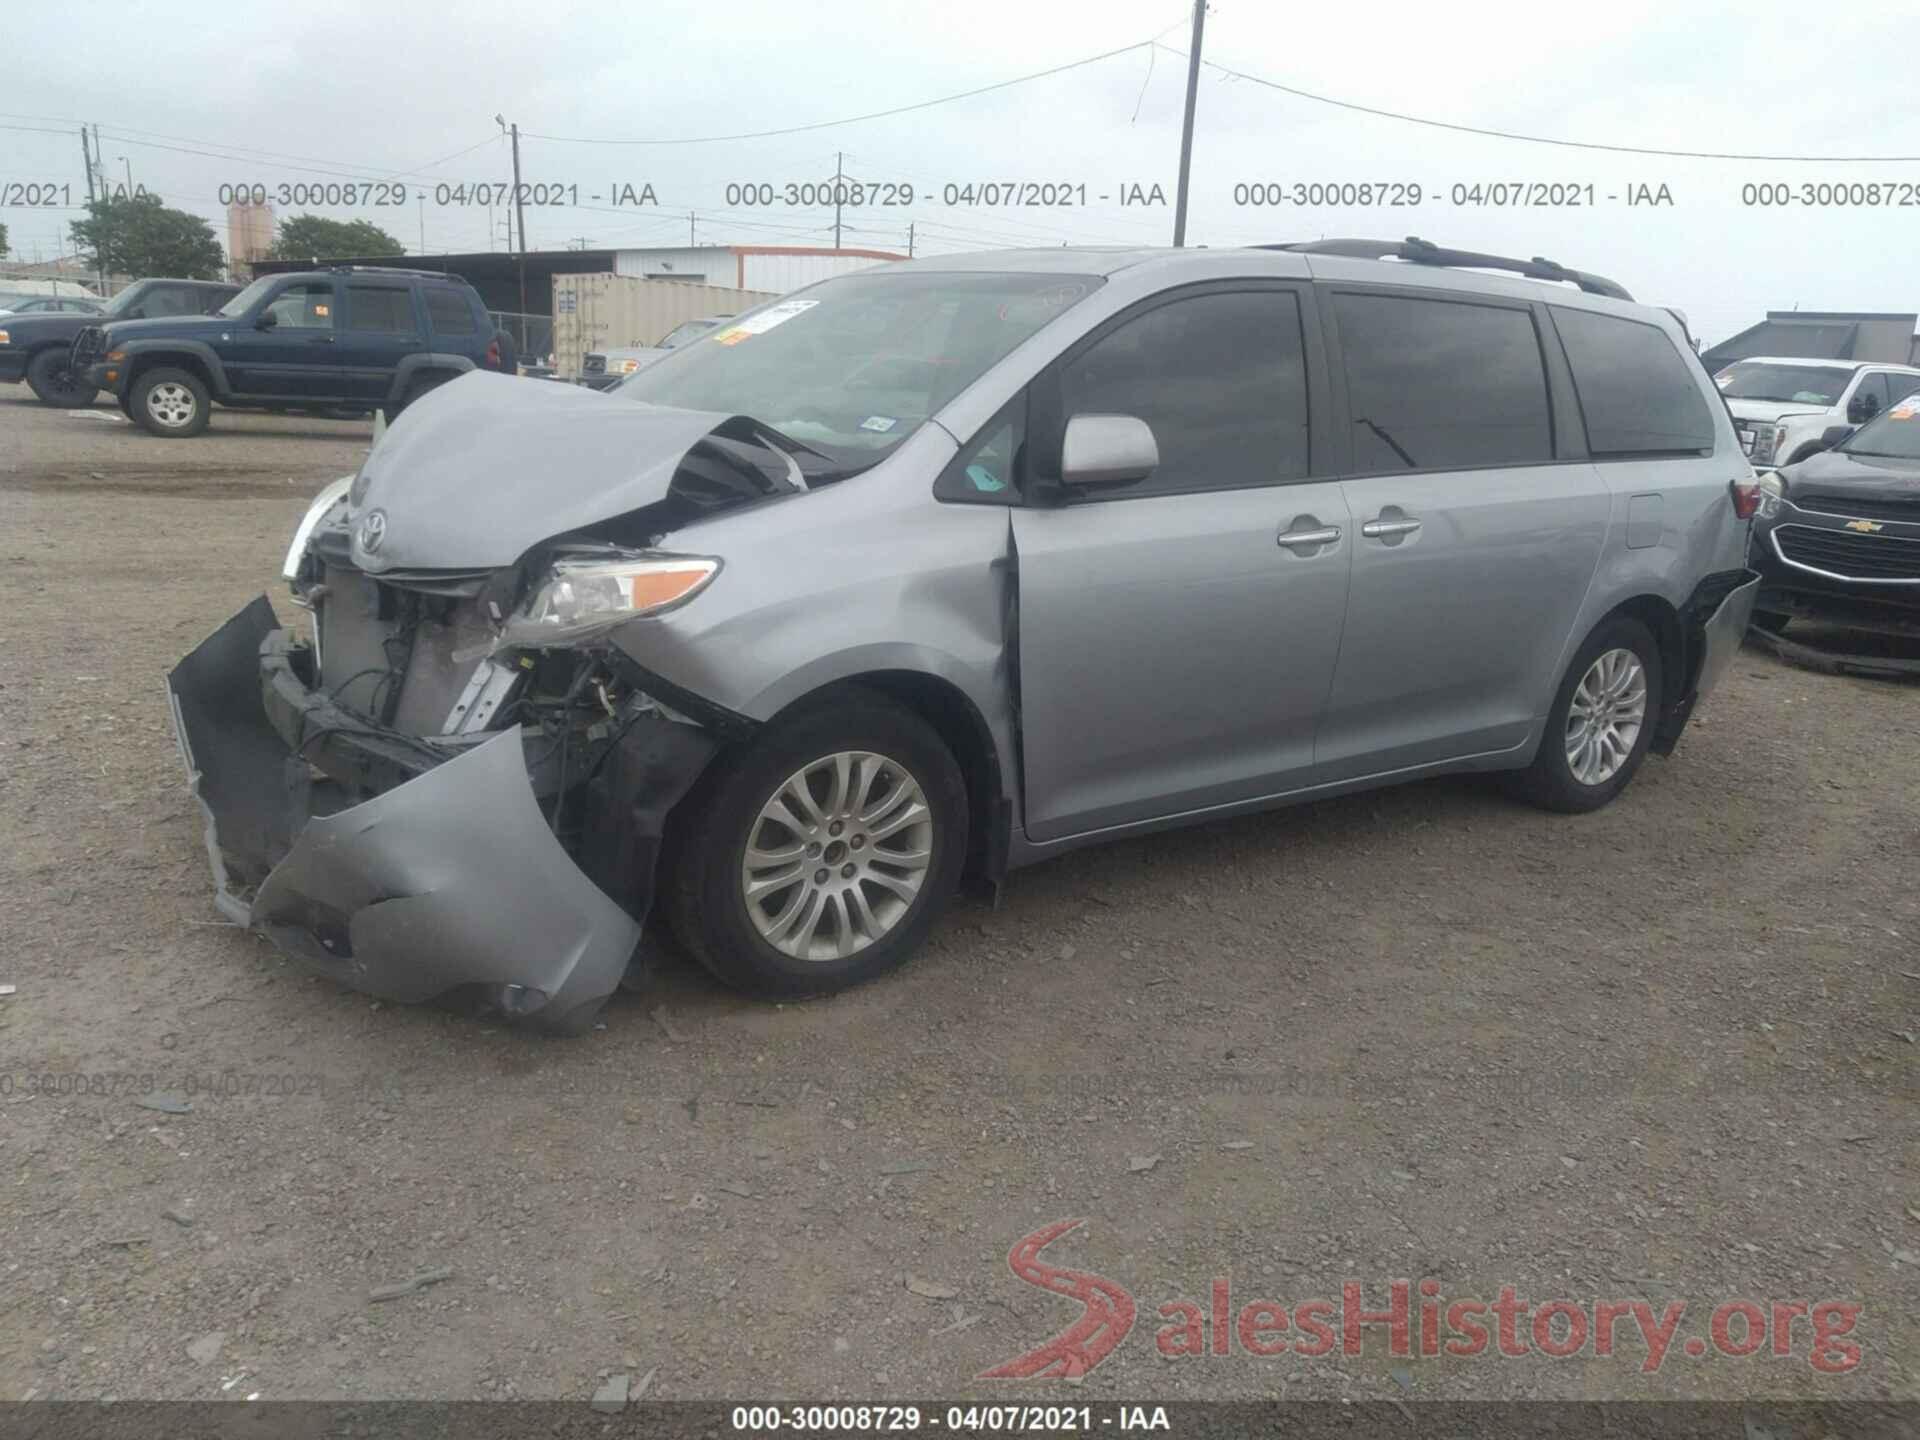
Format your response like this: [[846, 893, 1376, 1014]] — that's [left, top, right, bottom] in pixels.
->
[[489, 310, 553, 365]]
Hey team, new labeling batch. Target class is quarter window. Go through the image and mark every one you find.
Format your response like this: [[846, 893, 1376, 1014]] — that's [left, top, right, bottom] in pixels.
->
[[425, 288, 478, 335], [1056, 289, 1311, 496], [1333, 292, 1552, 470], [347, 286, 415, 332], [1551, 306, 1716, 456]]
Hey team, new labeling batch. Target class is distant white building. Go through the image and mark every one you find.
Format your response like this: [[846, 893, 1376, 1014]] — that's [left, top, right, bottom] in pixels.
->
[[611, 244, 903, 293]]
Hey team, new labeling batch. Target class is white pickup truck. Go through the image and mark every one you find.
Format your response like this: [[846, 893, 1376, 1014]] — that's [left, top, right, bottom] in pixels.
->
[[1715, 355, 1920, 469]]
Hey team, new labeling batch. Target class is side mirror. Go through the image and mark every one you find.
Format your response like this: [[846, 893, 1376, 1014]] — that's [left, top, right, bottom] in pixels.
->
[[1061, 414, 1159, 488], [1846, 395, 1876, 424], [254, 310, 278, 331], [1819, 424, 1855, 451], [124, 306, 145, 319]]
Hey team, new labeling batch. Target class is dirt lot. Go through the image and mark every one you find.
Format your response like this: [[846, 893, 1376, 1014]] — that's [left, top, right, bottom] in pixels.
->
[[0, 388, 1915, 1406]]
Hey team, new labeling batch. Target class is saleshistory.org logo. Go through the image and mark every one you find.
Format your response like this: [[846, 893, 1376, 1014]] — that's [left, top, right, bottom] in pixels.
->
[[977, 1221, 1863, 1379]]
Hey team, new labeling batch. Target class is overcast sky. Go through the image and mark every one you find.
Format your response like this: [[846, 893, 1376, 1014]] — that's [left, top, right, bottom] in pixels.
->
[[6, 0, 1916, 344]]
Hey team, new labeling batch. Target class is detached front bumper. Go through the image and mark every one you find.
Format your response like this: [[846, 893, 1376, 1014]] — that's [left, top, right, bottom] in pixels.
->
[[167, 597, 646, 1031]]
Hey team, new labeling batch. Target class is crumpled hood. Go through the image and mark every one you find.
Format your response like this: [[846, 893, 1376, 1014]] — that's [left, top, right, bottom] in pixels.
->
[[349, 370, 748, 572], [1781, 444, 1920, 496]]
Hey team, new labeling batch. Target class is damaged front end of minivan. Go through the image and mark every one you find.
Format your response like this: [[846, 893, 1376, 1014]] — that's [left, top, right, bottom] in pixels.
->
[[168, 373, 811, 1031]]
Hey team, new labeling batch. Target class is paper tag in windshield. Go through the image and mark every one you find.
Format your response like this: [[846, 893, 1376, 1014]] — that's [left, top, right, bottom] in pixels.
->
[[1892, 404, 1918, 420], [859, 415, 897, 432], [711, 299, 818, 344]]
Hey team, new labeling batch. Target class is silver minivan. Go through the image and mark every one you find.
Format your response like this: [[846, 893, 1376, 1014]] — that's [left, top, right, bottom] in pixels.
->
[[171, 239, 1760, 1031]]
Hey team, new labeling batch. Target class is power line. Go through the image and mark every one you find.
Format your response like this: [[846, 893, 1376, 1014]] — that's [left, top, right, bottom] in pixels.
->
[[1170, 45, 1920, 163], [525, 38, 1159, 145]]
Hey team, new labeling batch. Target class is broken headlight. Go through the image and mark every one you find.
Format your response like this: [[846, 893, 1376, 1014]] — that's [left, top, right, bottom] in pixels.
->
[[503, 555, 720, 648]]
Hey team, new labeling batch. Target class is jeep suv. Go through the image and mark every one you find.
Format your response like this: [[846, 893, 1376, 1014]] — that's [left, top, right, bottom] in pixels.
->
[[73, 266, 511, 437], [172, 237, 1761, 1031], [0, 277, 236, 408]]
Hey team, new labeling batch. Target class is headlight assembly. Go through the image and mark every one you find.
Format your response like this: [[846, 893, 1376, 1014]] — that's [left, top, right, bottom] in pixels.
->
[[505, 555, 720, 647]]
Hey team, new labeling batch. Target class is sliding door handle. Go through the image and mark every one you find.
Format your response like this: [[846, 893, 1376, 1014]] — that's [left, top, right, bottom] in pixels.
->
[[1361, 517, 1422, 539]]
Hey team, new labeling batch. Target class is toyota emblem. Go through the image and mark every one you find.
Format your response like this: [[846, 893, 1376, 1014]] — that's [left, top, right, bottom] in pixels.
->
[[358, 509, 388, 554]]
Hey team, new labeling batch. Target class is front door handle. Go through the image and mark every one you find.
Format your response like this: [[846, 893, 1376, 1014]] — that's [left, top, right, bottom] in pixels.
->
[[1361, 517, 1422, 539], [309, 334, 336, 345], [1277, 525, 1341, 550]]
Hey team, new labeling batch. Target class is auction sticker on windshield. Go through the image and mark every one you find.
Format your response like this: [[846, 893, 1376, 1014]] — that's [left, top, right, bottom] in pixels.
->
[[712, 299, 819, 343]]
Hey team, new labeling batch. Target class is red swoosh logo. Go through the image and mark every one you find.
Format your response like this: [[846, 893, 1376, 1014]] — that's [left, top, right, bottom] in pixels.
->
[[977, 1219, 1136, 1379]]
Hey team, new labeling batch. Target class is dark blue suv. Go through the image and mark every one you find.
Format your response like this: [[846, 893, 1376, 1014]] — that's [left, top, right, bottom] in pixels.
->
[[74, 266, 514, 437]]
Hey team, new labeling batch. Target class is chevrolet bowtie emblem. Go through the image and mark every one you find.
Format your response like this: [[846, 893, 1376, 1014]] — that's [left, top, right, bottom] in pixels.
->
[[1843, 519, 1884, 533]]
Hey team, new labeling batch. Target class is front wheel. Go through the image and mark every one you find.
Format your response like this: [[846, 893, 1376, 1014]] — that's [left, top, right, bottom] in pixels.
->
[[664, 692, 968, 997], [1515, 616, 1662, 814], [131, 366, 210, 437], [26, 348, 98, 408]]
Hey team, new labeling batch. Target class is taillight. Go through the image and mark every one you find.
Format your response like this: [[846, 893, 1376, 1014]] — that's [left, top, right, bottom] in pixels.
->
[[1729, 477, 1761, 520], [485, 337, 501, 369]]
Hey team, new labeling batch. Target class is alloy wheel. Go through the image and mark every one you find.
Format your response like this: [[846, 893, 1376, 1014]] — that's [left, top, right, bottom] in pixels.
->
[[739, 750, 934, 962], [1564, 647, 1647, 786], [145, 382, 198, 429]]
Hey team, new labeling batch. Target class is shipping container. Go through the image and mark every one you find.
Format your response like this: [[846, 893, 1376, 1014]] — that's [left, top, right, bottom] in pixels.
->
[[549, 273, 777, 379]]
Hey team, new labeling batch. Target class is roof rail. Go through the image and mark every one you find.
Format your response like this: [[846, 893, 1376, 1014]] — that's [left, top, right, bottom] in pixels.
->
[[323, 264, 467, 283], [1260, 236, 1633, 302]]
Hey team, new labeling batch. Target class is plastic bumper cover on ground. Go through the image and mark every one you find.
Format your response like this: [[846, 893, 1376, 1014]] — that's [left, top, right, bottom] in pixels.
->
[[167, 597, 643, 1030]]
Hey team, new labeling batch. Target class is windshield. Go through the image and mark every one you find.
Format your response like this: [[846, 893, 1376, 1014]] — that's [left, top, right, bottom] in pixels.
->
[[1839, 393, 1920, 459], [1715, 361, 1850, 405], [658, 319, 721, 348], [103, 285, 152, 317], [617, 270, 1101, 457], [216, 276, 278, 318]]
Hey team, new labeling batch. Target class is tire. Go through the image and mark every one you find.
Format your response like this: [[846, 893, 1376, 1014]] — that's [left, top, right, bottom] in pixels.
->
[[393, 372, 451, 415], [25, 348, 98, 408], [130, 365, 210, 437], [664, 691, 968, 998], [1515, 616, 1663, 814], [1752, 611, 1791, 635]]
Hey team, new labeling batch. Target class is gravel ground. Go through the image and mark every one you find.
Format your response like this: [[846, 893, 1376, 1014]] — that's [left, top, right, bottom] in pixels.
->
[[0, 389, 1915, 1405]]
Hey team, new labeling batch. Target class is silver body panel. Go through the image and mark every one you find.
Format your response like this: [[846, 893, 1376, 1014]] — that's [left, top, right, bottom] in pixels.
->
[[176, 243, 1756, 1022]]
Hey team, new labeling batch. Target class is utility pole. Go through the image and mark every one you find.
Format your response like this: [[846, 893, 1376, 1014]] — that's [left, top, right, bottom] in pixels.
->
[[121, 156, 134, 196], [509, 121, 528, 316], [1171, 0, 1207, 247], [416, 193, 426, 256], [907, 221, 915, 258], [81, 127, 104, 292], [833, 151, 844, 250], [689, 210, 696, 246]]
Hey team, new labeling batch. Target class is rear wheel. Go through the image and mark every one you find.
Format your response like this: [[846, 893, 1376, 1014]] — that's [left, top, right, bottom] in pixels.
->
[[26, 348, 98, 408], [131, 366, 210, 437], [665, 693, 967, 997], [393, 372, 452, 415], [1515, 616, 1662, 814]]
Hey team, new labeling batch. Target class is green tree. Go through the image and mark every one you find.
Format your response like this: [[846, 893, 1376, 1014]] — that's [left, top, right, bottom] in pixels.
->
[[268, 214, 404, 262], [0, 221, 9, 258], [69, 194, 223, 279]]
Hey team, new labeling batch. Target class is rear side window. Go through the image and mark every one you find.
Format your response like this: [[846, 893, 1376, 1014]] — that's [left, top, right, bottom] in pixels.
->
[[425, 288, 477, 336], [1333, 292, 1552, 470], [1552, 307, 1717, 457], [1057, 288, 1311, 496], [143, 286, 199, 318], [347, 285, 415, 332]]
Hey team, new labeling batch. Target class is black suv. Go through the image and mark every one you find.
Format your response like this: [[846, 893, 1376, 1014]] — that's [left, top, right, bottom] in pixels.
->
[[74, 266, 513, 437], [0, 277, 237, 408]]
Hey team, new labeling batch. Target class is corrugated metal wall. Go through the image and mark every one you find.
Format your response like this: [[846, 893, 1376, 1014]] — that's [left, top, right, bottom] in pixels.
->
[[609, 246, 902, 293]]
